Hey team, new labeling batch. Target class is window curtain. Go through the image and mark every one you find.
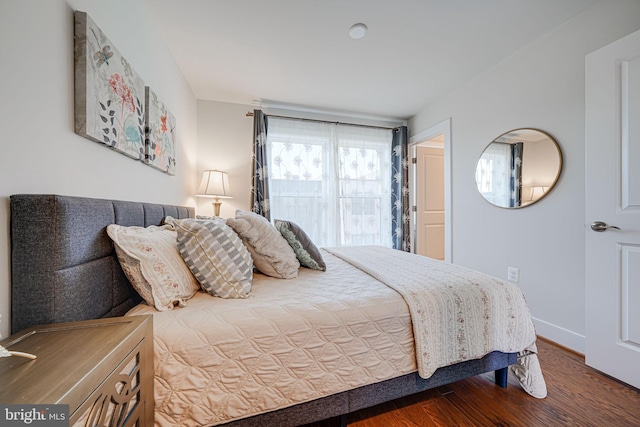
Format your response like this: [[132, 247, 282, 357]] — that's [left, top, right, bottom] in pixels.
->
[[251, 109, 271, 219], [391, 126, 410, 251], [510, 142, 524, 207], [265, 117, 393, 248]]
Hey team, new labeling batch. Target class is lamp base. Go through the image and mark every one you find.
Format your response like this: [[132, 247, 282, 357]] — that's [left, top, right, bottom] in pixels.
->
[[212, 198, 222, 217]]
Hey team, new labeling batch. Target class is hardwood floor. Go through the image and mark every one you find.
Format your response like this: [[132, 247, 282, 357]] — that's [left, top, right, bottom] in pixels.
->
[[304, 338, 640, 427]]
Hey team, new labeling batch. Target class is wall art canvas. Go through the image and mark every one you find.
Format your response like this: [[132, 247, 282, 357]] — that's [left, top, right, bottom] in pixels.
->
[[74, 11, 145, 160], [144, 87, 177, 175]]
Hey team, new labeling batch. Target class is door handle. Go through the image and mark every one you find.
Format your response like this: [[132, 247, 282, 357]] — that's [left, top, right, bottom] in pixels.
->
[[591, 221, 620, 232]]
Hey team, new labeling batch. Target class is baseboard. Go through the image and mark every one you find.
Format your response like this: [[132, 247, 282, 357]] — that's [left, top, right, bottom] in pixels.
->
[[532, 317, 585, 355]]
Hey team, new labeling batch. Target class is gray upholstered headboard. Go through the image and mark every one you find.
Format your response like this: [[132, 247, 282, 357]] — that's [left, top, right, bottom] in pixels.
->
[[10, 194, 194, 334]]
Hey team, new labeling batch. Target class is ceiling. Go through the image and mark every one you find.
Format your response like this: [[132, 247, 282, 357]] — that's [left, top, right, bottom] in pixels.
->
[[145, 0, 597, 120]]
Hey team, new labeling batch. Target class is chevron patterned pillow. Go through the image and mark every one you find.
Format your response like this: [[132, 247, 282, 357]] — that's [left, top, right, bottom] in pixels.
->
[[166, 217, 253, 299]]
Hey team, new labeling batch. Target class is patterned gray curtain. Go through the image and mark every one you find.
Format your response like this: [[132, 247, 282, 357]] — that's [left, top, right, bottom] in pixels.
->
[[251, 109, 271, 219], [510, 142, 524, 207], [391, 126, 410, 251]]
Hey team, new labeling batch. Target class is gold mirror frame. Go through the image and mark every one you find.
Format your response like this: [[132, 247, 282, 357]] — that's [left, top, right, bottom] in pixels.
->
[[475, 128, 562, 208]]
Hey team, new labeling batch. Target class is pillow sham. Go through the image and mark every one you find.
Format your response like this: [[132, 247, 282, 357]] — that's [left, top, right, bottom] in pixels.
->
[[165, 216, 253, 298], [106, 224, 200, 311], [226, 210, 300, 279], [274, 219, 326, 271]]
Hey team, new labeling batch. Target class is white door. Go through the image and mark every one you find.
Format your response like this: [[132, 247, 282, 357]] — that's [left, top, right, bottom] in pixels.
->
[[409, 118, 452, 262], [585, 28, 640, 389], [416, 145, 445, 260]]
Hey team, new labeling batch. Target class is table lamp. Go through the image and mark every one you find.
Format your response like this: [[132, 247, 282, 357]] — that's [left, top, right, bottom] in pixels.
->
[[196, 170, 232, 216]]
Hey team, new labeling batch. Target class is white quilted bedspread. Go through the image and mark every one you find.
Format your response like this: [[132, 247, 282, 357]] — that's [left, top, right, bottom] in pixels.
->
[[128, 246, 546, 426], [127, 250, 417, 426], [326, 246, 544, 388]]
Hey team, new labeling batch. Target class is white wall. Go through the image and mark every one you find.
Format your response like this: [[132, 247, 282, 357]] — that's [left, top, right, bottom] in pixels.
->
[[0, 0, 198, 337], [196, 101, 254, 218], [409, 0, 640, 353]]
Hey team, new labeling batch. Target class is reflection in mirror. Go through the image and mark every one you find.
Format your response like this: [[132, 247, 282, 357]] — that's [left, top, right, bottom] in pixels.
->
[[475, 129, 562, 208]]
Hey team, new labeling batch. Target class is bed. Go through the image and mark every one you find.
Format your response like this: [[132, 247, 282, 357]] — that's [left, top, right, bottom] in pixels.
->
[[9, 194, 544, 427]]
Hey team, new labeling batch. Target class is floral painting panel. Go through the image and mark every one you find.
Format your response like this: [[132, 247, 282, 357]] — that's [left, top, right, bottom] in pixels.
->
[[74, 11, 145, 160], [144, 87, 176, 175]]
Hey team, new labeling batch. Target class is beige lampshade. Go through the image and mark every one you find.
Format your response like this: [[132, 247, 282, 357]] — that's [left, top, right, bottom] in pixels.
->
[[196, 170, 232, 198]]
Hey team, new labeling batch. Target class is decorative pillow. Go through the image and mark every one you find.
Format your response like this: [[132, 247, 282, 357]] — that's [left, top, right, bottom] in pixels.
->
[[195, 215, 216, 220], [226, 210, 300, 279], [165, 216, 253, 298], [274, 219, 326, 271], [106, 224, 200, 311]]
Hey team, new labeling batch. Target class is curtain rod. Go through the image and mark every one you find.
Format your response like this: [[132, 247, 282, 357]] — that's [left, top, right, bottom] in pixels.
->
[[245, 111, 398, 131]]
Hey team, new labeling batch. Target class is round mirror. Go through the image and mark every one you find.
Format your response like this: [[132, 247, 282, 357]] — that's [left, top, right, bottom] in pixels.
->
[[475, 128, 562, 208]]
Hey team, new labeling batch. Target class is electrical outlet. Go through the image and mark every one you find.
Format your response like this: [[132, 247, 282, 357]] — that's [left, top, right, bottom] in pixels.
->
[[507, 267, 519, 283]]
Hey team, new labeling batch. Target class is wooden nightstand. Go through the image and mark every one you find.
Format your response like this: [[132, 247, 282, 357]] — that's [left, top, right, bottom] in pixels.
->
[[0, 315, 153, 427]]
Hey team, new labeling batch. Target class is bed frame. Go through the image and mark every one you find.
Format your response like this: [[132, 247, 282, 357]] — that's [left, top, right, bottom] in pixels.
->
[[10, 194, 516, 427]]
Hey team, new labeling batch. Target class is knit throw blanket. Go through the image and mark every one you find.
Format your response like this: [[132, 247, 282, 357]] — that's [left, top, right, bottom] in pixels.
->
[[326, 245, 546, 398]]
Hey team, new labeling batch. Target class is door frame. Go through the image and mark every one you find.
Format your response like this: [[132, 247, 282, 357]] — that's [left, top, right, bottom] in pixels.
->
[[409, 118, 452, 262]]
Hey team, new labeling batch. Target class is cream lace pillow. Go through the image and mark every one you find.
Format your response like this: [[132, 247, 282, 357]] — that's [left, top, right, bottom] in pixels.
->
[[226, 210, 300, 279], [107, 224, 199, 310]]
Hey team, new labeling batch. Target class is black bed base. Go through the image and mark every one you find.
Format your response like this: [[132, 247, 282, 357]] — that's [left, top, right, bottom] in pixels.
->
[[222, 351, 516, 427]]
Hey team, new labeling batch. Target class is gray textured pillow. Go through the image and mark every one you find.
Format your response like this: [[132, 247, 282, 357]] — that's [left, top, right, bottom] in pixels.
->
[[275, 219, 326, 271], [226, 210, 300, 279], [165, 216, 253, 298]]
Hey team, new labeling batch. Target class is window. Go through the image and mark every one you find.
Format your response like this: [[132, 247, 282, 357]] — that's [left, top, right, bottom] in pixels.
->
[[475, 142, 512, 207], [266, 117, 393, 247], [475, 141, 523, 208]]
